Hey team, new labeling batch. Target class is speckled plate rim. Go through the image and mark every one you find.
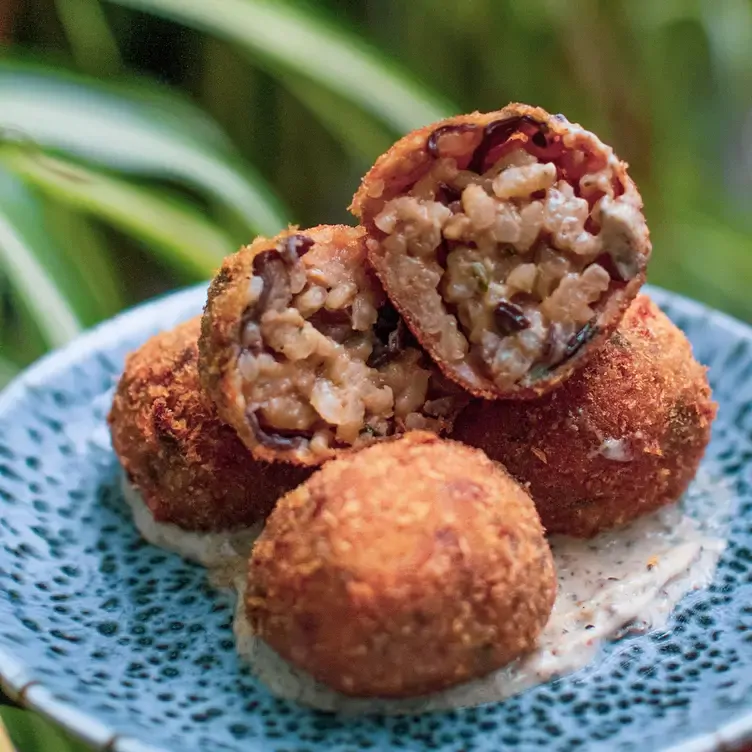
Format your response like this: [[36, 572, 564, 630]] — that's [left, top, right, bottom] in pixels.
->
[[0, 281, 750, 752]]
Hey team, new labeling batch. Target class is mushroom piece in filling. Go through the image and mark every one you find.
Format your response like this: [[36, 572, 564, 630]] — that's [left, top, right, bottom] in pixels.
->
[[199, 225, 465, 466], [351, 103, 652, 399]]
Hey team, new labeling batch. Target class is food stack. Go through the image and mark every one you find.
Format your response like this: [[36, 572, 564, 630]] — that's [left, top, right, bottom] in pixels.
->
[[109, 104, 716, 699]]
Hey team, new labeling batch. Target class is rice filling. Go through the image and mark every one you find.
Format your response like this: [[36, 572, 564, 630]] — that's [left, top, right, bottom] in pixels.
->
[[372, 116, 647, 390], [237, 235, 453, 457]]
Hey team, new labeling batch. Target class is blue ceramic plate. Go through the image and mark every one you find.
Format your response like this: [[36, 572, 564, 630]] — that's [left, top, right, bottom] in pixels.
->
[[0, 284, 750, 752]]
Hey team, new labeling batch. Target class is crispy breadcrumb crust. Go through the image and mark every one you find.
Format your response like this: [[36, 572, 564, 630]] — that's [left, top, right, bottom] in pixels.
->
[[452, 296, 717, 537], [246, 431, 556, 698], [350, 103, 651, 399], [108, 317, 310, 531]]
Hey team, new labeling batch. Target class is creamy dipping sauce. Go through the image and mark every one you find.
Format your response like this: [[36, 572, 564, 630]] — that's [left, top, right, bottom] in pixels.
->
[[122, 479, 261, 570], [123, 470, 730, 714]]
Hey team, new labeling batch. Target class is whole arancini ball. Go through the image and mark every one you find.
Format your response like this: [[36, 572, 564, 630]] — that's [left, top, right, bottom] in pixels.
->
[[452, 295, 716, 537], [246, 431, 556, 698]]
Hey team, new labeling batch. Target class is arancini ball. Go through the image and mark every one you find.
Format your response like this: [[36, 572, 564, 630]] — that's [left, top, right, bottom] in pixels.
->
[[350, 103, 651, 399], [246, 431, 556, 698], [452, 295, 716, 537], [199, 225, 466, 467]]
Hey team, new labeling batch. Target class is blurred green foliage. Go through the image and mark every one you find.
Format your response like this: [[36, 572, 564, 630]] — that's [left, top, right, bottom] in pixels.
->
[[0, 0, 750, 392], [0, 705, 89, 752]]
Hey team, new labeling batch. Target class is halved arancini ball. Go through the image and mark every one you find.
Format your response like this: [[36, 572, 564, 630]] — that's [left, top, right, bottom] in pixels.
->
[[351, 103, 651, 399], [246, 431, 556, 698], [199, 224, 466, 467]]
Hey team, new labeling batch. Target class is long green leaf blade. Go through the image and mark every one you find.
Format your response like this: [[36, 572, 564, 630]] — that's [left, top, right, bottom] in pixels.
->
[[0, 147, 235, 277], [103, 0, 454, 132], [0, 60, 289, 235], [0, 171, 81, 349], [54, 0, 123, 76], [43, 202, 125, 322], [0, 168, 124, 326]]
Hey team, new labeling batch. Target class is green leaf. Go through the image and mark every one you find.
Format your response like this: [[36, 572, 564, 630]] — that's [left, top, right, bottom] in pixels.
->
[[43, 202, 125, 323], [54, 0, 123, 76], [0, 353, 19, 390], [0, 146, 236, 277], [281, 74, 394, 164], [102, 0, 454, 132], [0, 59, 289, 236], [699, 0, 752, 99], [0, 171, 81, 349], [0, 168, 123, 327], [0, 706, 89, 752]]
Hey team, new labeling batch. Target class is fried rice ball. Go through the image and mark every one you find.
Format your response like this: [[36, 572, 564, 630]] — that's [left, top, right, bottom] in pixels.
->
[[351, 103, 651, 399], [452, 295, 717, 537], [246, 431, 556, 698], [200, 224, 466, 467], [108, 317, 310, 532]]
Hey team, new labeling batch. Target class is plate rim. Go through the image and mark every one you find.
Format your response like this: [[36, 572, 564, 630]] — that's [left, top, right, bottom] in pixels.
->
[[0, 281, 751, 752]]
